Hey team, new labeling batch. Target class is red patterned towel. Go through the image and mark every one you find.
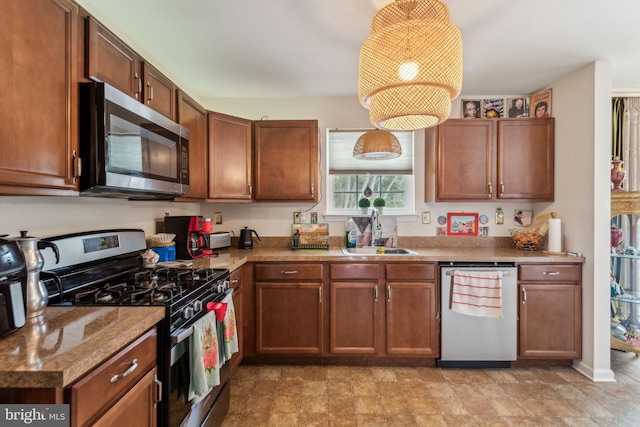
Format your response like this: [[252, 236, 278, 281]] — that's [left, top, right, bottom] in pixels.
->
[[451, 270, 503, 318]]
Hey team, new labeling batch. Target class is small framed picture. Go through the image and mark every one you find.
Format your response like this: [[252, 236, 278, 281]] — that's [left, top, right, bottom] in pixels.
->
[[514, 209, 532, 227], [461, 99, 482, 119], [436, 227, 447, 236], [480, 226, 490, 236], [506, 97, 530, 118], [214, 212, 223, 225], [483, 99, 504, 118], [447, 212, 479, 236], [530, 88, 552, 118]]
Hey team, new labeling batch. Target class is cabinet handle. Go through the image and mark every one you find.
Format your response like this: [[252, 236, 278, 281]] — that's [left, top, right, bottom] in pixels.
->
[[110, 359, 138, 383], [154, 374, 162, 407], [311, 183, 314, 197], [147, 82, 153, 103], [488, 182, 492, 196], [374, 285, 378, 302], [387, 285, 391, 301], [134, 72, 141, 99], [522, 287, 527, 304], [72, 150, 82, 183], [280, 270, 298, 275], [231, 278, 240, 284], [318, 286, 322, 303], [543, 271, 560, 276], [248, 184, 253, 195], [500, 182, 505, 194]]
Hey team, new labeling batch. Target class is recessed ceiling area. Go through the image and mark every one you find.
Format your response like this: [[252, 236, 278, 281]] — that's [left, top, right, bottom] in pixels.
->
[[76, 0, 640, 99]]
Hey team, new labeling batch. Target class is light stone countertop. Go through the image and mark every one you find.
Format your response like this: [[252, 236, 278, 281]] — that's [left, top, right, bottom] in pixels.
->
[[0, 306, 165, 388]]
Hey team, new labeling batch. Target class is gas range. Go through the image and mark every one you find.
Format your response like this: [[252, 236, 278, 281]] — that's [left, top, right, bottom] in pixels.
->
[[39, 229, 232, 426]]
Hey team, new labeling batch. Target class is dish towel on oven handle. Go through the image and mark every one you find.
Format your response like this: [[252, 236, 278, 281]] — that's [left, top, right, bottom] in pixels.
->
[[217, 290, 239, 364], [451, 270, 503, 318], [188, 310, 220, 403]]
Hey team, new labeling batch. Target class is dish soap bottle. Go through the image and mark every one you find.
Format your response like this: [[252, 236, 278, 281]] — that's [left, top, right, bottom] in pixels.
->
[[345, 218, 357, 248]]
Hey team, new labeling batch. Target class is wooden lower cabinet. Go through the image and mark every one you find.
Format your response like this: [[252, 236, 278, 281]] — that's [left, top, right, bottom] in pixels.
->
[[254, 263, 324, 355], [330, 280, 380, 354], [228, 266, 244, 376], [67, 327, 160, 427], [518, 264, 582, 359]]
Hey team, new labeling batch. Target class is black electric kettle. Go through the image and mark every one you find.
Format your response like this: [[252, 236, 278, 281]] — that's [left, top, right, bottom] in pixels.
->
[[238, 227, 261, 249]]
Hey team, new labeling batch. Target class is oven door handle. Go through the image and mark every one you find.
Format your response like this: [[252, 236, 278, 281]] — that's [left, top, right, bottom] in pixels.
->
[[171, 326, 194, 345]]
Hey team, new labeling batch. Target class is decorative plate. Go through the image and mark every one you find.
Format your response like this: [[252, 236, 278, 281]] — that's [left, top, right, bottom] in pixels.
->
[[479, 214, 489, 225], [437, 215, 447, 225]]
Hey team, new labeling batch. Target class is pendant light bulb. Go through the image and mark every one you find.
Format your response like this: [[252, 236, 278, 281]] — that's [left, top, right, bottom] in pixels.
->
[[399, 61, 419, 81]]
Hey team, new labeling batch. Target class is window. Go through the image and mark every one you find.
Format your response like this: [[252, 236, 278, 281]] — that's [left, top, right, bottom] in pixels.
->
[[326, 129, 415, 215]]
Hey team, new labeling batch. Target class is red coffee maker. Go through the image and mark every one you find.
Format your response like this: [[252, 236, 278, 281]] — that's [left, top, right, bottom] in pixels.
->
[[164, 216, 213, 259]]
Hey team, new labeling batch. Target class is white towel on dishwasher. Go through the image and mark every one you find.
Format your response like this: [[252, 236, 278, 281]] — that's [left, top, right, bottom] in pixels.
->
[[451, 270, 503, 318]]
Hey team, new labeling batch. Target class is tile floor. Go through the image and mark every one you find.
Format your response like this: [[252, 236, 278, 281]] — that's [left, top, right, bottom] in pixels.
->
[[220, 350, 640, 426]]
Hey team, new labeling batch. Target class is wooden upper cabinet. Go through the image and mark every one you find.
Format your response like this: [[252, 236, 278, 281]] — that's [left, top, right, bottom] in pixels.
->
[[436, 120, 494, 201], [85, 16, 141, 100], [0, 0, 80, 194], [498, 118, 554, 200], [253, 120, 319, 202], [175, 90, 207, 200], [434, 118, 554, 202], [141, 62, 177, 121], [208, 112, 252, 201]]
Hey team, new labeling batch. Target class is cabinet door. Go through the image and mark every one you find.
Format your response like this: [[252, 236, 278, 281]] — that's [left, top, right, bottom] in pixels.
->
[[436, 120, 494, 201], [498, 118, 554, 201], [142, 62, 177, 120], [208, 112, 252, 201], [330, 282, 380, 355], [386, 282, 438, 356], [85, 16, 141, 100], [176, 90, 207, 200], [0, 0, 80, 194], [255, 282, 323, 354], [253, 120, 319, 202], [518, 283, 582, 358], [92, 368, 158, 427]]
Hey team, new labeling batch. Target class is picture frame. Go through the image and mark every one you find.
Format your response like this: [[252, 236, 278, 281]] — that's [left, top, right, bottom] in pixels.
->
[[447, 212, 479, 236], [436, 227, 447, 236], [513, 209, 532, 227], [483, 99, 504, 118], [480, 226, 490, 236], [461, 99, 482, 119], [506, 97, 530, 118], [530, 88, 552, 118]]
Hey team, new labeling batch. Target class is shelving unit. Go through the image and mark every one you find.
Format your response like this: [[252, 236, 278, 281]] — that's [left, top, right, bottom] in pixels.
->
[[610, 192, 640, 356]]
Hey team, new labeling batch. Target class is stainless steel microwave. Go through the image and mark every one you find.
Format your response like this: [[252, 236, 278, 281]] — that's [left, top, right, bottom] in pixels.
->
[[79, 82, 189, 199]]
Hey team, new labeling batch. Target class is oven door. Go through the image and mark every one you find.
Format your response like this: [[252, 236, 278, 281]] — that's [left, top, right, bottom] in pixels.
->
[[168, 290, 232, 427]]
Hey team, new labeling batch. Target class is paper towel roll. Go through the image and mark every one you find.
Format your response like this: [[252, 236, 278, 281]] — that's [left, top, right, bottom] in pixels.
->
[[548, 218, 562, 253]]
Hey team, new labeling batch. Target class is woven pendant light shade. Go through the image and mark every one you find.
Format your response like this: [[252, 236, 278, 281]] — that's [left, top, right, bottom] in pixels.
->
[[359, 0, 463, 131], [353, 129, 402, 160]]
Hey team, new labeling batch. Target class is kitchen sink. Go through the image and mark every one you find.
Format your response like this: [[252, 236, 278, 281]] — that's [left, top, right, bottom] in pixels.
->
[[341, 247, 417, 255]]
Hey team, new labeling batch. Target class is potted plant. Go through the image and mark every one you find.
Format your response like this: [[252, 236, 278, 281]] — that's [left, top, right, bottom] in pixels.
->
[[373, 197, 385, 213], [358, 197, 370, 214]]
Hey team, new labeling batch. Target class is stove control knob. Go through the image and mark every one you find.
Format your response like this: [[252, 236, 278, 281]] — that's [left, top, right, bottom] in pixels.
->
[[183, 306, 194, 319], [193, 300, 203, 311]]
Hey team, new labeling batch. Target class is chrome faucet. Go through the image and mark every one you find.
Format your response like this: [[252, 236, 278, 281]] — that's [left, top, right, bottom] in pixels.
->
[[370, 208, 380, 247]]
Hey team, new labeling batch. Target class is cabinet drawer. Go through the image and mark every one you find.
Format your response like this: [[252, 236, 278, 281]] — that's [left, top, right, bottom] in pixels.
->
[[230, 267, 243, 289], [68, 328, 157, 427], [518, 264, 581, 282], [330, 263, 379, 280], [386, 263, 436, 281], [255, 263, 323, 281]]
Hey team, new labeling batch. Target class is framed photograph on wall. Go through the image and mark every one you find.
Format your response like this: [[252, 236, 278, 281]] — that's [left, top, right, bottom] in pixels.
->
[[506, 97, 530, 118], [483, 99, 504, 118], [530, 88, 552, 118], [461, 99, 481, 119], [447, 212, 479, 236]]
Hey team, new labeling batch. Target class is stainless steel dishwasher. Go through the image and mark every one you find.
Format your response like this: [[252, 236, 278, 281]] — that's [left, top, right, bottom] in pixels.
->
[[438, 262, 518, 368]]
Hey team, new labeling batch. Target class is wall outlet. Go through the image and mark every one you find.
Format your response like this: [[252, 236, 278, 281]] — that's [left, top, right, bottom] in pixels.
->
[[422, 211, 431, 224], [293, 211, 301, 223]]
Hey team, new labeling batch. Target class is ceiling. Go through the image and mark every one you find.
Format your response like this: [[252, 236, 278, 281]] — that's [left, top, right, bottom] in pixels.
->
[[77, 0, 640, 100]]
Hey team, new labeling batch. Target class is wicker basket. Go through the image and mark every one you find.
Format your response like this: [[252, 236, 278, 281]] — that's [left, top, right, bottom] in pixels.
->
[[510, 223, 548, 251]]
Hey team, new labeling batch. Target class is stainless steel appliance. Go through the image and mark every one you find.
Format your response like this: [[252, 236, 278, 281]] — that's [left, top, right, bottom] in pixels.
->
[[0, 237, 27, 337], [206, 232, 231, 250], [79, 82, 190, 200], [164, 216, 213, 259], [438, 262, 517, 368], [39, 229, 231, 427]]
